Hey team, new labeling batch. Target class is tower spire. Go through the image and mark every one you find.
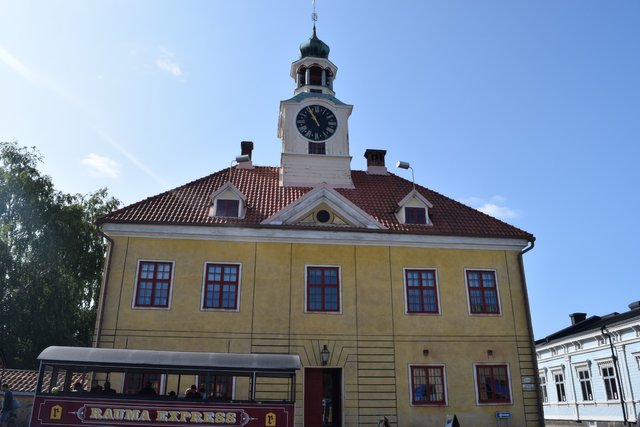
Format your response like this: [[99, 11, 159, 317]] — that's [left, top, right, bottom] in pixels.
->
[[311, 0, 318, 33]]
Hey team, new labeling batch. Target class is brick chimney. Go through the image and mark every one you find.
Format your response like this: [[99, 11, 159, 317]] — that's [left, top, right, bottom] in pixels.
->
[[239, 141, 254, 169], [364, 149, 388, 175]]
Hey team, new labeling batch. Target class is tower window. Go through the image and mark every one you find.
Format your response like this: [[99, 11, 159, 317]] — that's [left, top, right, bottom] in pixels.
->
[[309, 66, 323, 85], [308, 141, 326, 155], [298, 67, 306, 86]]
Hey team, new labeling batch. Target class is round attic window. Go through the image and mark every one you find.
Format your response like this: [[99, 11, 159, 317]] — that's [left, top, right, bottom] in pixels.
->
[[315, 209, 331, 223]]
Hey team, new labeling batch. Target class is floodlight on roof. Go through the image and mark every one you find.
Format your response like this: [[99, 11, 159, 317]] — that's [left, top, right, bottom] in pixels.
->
[[396, 160, 415, 190], [227, 155, 252, 183]]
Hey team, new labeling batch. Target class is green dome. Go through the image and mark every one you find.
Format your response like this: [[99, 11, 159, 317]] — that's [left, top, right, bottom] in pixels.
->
[[299, 26, 330, 59]]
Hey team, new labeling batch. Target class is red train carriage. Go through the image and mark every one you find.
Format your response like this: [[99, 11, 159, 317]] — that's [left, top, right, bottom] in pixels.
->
[[31, 347, 300, 427]]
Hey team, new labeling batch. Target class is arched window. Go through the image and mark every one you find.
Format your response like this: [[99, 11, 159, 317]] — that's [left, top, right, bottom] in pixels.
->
[[309, 66, 323, 85], [298, 67, 306, 87]]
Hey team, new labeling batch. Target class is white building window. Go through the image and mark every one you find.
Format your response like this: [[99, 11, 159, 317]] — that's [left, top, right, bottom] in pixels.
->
[[600, 363, 619, 400], [553, 370, 566, 402], [539, 372, 548, 403], [576, 367, 593, 401]]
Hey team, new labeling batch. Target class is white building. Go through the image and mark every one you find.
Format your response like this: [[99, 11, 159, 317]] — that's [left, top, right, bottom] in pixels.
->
[[536, 301, 640, 426]]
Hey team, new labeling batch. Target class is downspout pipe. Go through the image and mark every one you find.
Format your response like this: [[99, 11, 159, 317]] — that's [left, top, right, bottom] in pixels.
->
[[517, 238, 545, 425], [601, 325, 628, 425], [94, 227, 114, 349]]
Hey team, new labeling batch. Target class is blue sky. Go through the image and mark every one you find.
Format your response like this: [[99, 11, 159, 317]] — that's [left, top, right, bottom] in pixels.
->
[[1, 1, 639, 339]]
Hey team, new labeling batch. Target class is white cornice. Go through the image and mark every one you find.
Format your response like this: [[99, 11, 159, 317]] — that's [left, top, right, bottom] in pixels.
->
[[100, 223, 529, 251]]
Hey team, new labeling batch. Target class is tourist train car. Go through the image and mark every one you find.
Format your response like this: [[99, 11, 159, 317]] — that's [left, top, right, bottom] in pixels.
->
[[30, 346, 300, 427]]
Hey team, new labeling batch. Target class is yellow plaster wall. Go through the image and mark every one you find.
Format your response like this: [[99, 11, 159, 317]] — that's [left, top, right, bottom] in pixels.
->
[[96, 235, 538, 426]]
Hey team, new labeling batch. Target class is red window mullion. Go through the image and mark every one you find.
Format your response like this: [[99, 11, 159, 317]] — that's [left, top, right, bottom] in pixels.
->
[[476, 365, 510, 404], [405, 269, 438, 314], [467, 270, 499, 314], [204, 263, 239, 310], [307, 266, 340, 312], [411, 365, 445, 405], [136, 261, 171, 308]]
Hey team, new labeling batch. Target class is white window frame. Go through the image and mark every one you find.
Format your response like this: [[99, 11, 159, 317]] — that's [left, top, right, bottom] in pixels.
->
[[472, 362, 513, 406], [552, 368, 567, 403], [131, 259, 175, 310], [402, 267, 441, 315], [598, 360, 620, 401], [573, 362, 593, 402], [464, 268, 502, 316], [632, 352, 640, 370], [408, 364, 448, 406], [304, 264, 343, 314], [539, 370, 549, 403], [200, 262, 242, 312]]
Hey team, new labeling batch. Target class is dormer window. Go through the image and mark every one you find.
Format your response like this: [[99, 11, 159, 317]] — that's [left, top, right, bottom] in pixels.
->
[[396, 190, 433, 226], [210, 182, 247, 220], [405, 207, 427, 224], [215, 199, 239, 218]]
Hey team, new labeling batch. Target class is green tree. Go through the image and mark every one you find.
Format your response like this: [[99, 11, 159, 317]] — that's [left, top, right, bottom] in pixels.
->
[[0, 141, 119, 368]]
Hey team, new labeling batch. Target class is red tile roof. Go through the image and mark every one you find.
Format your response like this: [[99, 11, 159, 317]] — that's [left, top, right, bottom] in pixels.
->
[[0, 369, 87, 394], [99, 167, 533, 241], [0, 369, 38, 393]]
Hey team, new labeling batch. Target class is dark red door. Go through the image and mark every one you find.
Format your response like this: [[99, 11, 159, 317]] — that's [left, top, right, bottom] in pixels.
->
[[304, 369, 324, 427], [304, 368, 341, 427]]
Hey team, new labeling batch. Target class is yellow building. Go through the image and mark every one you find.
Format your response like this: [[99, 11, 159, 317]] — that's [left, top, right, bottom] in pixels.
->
[[95, 24, 542, 427]]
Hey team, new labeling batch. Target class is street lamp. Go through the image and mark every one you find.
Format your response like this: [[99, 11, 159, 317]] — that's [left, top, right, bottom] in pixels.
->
[[320, 345, 330, 366], [227, 155, 251, 183], [396, 160, 415, 191]]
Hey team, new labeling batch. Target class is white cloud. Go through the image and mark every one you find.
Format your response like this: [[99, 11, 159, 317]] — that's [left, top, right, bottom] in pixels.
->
[[82, 153, 121, 178], [93, 129, 172, 189], [1, 45, 169, 190], [156, 47, 184, 81], [477, 203, 519, 220], [462, 195, 520, 220]]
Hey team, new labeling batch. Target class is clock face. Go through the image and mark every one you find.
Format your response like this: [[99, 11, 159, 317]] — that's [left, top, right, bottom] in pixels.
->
[[295, 105, 337, 141]]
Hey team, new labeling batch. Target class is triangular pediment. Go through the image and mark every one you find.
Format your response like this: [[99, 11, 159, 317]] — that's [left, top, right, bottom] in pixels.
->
[[261, 184, 386, 229], [397, 189, 433, 210]]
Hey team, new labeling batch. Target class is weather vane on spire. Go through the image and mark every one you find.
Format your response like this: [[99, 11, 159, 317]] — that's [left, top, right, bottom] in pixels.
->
[[311, 0, 318, 26]]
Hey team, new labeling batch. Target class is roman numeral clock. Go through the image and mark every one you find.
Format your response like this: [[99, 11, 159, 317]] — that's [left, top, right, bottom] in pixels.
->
[[278, 23, 354, 188], [296, 105, 338, 142]]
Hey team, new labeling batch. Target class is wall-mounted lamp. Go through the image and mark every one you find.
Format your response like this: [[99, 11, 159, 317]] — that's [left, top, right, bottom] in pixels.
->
[[487, 349, 493, 357], [422, 349, 430, 357], [227, 155, 252, 183], [320, 345, 330, 366], [396, 160, 415, 191]]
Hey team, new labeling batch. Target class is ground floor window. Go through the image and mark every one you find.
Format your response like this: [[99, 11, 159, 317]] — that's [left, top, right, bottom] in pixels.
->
[[410, 365, 446, 405], [475, 364, 511, 404]]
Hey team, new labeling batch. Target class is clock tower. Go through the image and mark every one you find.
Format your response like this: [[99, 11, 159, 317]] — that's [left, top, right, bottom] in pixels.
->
[[278, 24, 354, 188]]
